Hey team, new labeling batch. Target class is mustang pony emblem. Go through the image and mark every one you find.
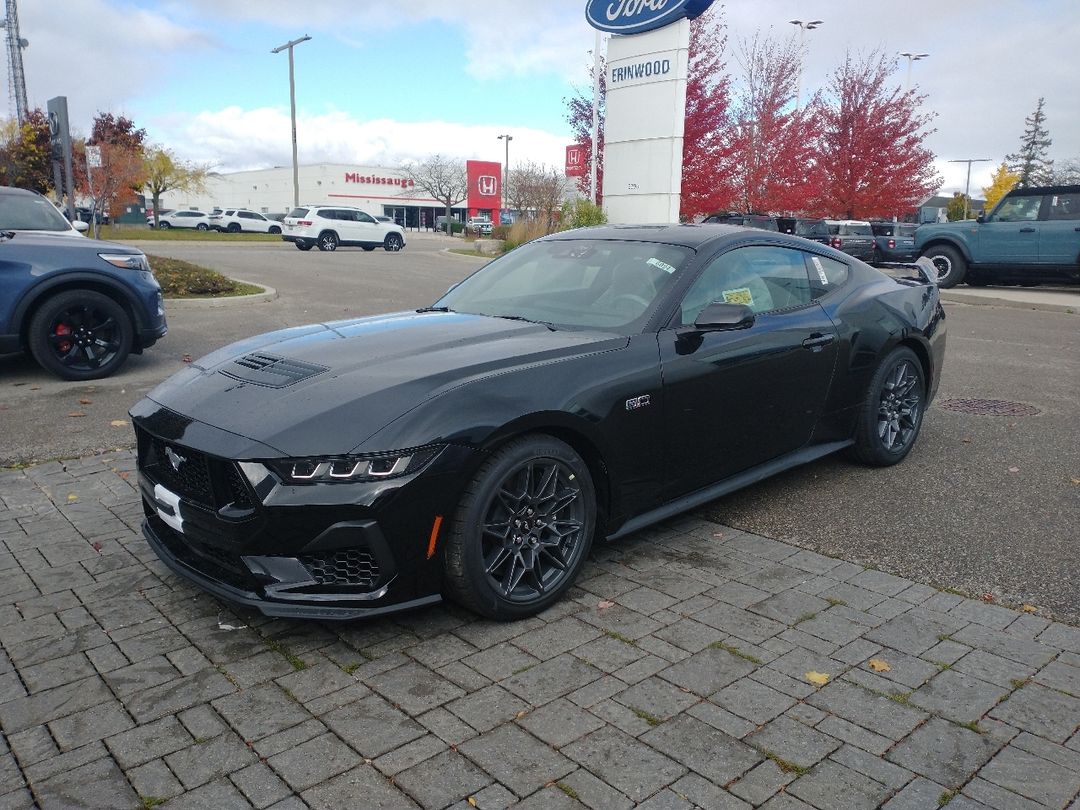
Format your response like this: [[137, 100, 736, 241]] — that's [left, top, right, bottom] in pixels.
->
[[165, 447, 187, 472]]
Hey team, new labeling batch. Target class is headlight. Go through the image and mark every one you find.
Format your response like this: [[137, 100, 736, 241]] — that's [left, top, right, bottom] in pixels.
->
[[256, 446, 443, 485], [99, 253, 150, 272]]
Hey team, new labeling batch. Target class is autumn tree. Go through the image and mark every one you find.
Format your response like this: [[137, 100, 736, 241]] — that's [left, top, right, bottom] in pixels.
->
[[90, 113, 147, 152], [945, 192, 971, 221], [0, 109, 52, 193], [80, 143, 147, 237], [1006, 98, 1053, 188], [564, 53, 606, 205], [143, 146, 209, 228], [814, 50, 940, 219], [400, 155, 468, 231], [981, 162, 1018, 213]]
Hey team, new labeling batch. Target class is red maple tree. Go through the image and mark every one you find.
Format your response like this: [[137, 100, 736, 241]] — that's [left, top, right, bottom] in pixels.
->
[[813, 50, 940, 219]]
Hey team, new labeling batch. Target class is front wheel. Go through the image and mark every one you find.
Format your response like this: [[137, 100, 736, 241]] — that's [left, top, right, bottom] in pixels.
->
[[227, 222, 241, 233], [921, 245, 966, 288], [849, 347, 925, 467], [27, 290, 134, 381], [444, 435, 596, 620], [384, 233, 403, 252], [318, 232, 339, 251], [196, 223, 208, 231], [295, 241, 313, 251], [158, 221, 171, 230], [269, 225, 281, 234]]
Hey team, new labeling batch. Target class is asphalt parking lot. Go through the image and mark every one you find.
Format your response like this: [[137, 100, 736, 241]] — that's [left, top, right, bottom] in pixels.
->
[[1, 235, 1078, 622]]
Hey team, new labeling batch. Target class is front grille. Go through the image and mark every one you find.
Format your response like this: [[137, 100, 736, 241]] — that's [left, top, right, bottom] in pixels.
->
[[147, 511, 256, 591], [136, 425, 254, 512], [299, 549, 379, 587], [225, 465, 254, 508]]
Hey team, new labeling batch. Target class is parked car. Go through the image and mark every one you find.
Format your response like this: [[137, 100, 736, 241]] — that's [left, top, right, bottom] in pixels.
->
[[467, 217, 494, 236], [702, 212, 779, 231], [209, 209, 282, 234], [915, 185, 1080, 287], [282, 205, 406, 252], [869, 222, 919, 265], [264, 212, 287, 223], [147, 209, 174, 227], [130, 224, 943, 621], [435, 216, 462, 233], [75, 207, 109, 226], [795, 219, 875, 262], [0, 187, 166, 380], [156, 210, 211, 231]]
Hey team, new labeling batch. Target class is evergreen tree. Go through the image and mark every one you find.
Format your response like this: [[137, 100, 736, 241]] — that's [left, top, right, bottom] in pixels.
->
[[1006, 98, 1053, 188]]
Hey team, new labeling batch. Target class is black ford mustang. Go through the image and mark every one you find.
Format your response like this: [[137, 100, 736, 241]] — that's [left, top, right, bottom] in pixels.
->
[[132, 225, 945, 621]]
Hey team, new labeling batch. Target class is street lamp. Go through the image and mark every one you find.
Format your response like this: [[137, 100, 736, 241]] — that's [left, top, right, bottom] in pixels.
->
[[788, 19, 823, 111], [899, 52, 929, 93], [271, 34, 311, 209], [497, 133, 513, 219], [948, 158, 992, 220]]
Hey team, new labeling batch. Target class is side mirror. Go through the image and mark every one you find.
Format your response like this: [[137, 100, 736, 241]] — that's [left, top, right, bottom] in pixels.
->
[[976, 214, 985, 224], [73, 220, 90, 233], [693, 302, 755, 331]]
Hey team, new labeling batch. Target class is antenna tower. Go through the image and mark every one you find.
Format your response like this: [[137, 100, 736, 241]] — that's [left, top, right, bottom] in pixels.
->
[[1, 0, 29, 124]]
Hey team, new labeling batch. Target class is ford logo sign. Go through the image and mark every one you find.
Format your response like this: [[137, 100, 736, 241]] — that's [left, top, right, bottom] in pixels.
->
[[585, 0, 714, 35]]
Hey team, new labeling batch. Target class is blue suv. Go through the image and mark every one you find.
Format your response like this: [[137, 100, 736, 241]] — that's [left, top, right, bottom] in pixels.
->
[[0, 187, 167, 380]]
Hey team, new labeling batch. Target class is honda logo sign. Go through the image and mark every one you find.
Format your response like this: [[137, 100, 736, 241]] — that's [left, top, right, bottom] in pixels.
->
[[478, 175, 497, 196], [565, 144, 586, 177]]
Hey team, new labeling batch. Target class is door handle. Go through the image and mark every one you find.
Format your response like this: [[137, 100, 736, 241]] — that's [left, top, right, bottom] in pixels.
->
[[1019, 227, 1036, 233], [802, 333, 836, 351]]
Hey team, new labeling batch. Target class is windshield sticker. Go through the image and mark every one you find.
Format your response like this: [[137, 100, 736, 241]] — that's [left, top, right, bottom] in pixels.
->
[[722, 287, 753, 306], [811, 256, 829, 285], [647, 257, 677, 274]]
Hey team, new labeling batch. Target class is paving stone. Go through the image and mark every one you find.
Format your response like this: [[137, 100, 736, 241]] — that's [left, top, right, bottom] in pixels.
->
[[854, 648, 939, 690], [779, 626, 842, 656], [882, 777, 950, 809], [1033, 659, 1080, 697], [708, 580, 773, 608], [102, 655, 179, 697], [395, 752, 493, 810], [767, 646, 845, 685], [177, 704, 229, 741], [564, 726, 686, 803], [815, 715, 893, 756], [447, 684, 529, 732], [266, 732, 360, 793], [510, 784, 585, 810], [372, 734, 448, 777], [612, 653, 669, 685], [576, 603, 663, 641], [165, 731, 257, 789], [18, 652, 96, 693], [407, 633, 479, 669], [33, 756, 141, 810], [886, 717, 998, 788], [847, 569, 914, 597], [652, 618, 725, 653], [85, 644, 129, 675], [948, 649, 1036, 691], [951, 624, 1058, 668], [961, 776, 1042, 810], [250, 719, 327, 760], [614, 676, 699, 722], [657, 646, 756, 697], [728, 759, 796, 805], [213, 682, 312, 741], [1037, 622, 1080, 653], [323, 694, 425, 758], [0, 675, 113, 734], [557, 767, 634, 810], [807, 680, 928, 741], [1010, 731, 1080, 773], [44, 700, 132, 753], [977, 743, 1080, 807], [694, 602, 787, 644], [865, 611, 966, 656], [989, 682, 1080, 743], [461, 643, 540, 682], [460, 782, 516, 810], [1004, 614, 1052, 641], [713, 676, 795, 724], [749, 666, 817, 700], [748, 591, 830, 625], [517, 697, 605, 747], [572, 634, 646, 673], [304, 681, 374, 716], [833, 638, 884, 666], [510, 616, 602, 660], [460, 723, 574, 797], [230, 761, 293, 808], [124, 667, 235, 724], [126, 758, 183, 802], [785, 703, 828, 726], [789, 758, 893, 810], [7, 725, 58, 769], [671, 772, 751, 809], [500, 653, 601, 706], [417, 706, 478, 747], [155, 777, 251, 810], [566, 674, 629, 708], [832, 743, 912, 789], [220, 650, 296, 688], [746, 714, 840, 770], [908, 668, 1011, 724], [922, 639, 974, 667]]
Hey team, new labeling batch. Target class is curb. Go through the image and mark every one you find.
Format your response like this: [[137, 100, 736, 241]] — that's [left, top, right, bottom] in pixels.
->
[[165, 279, 278, 308], [940, 289, 1079, 314]]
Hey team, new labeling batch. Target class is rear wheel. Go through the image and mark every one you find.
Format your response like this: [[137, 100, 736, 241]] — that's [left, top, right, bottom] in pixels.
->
[[362, 245, 376, 252], [269, 225, 281, 234], [921, 244, 966, 288], [227, 222, 241, 233], [317, 231, 339, 251], [384, 233, 404, 252], [444, 435, 596, 620], [965, 272, 991, 287], [850, 347, 925, 467], [27, 290, 134, 381], [295, 241, 313, 251], [196, 223, 208, 231]]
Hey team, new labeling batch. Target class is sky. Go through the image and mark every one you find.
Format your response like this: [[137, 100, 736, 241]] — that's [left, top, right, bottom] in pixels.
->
[[6, 0, 1080, 198]]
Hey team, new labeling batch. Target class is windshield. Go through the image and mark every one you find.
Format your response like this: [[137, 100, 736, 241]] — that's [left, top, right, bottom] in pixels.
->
[[795, 220, 825, 236], [0, 194, 74, 232], [435, 238, 693, 331], [843, 223, 872, 236]]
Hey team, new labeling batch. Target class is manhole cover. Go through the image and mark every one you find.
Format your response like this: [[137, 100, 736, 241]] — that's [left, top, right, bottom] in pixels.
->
[[938, 398, 1041, 416]]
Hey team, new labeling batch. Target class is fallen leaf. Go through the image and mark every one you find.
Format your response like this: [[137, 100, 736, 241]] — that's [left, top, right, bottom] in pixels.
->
[[961, 437, 972, 444], [804, 671, 830, 686], [868, 659, 892, 673], [468, 798, 478, 807], [67, 494, 78, 502], [78, 398, 92, 405], [1008, 467, 1020, 473], [515, 710, 528, 719], [29, 385, 39, 390], [110, 420, 129, 427], [981, 593, 995, 603], [597, 600, 615, 610], [182, 354, 193, 363], [1070, 477, 1080, 486], [1022, 604, 1038, 613], [67, 411, 86, 418], [118, 471, 130, 480], [712, 531, 725, 538], [91, 541, 103, 552]]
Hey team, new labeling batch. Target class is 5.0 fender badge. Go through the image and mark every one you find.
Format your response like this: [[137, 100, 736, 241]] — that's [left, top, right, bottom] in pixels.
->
[[625, 394, 651, 411]]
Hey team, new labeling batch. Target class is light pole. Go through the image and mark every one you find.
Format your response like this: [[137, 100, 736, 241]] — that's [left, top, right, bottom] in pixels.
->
[[948, 158, 992, 220], [497, 133, 513, 220], [788, 19, 823, 112], [899, 52, 929, 93], [271, 34, 311, 209]]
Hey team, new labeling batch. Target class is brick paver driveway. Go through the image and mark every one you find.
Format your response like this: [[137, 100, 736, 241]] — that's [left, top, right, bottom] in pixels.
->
[[2, 452, 1079, 809]]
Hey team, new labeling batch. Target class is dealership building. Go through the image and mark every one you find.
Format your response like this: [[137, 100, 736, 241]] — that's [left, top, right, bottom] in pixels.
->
[[161, 163, 472, 228]]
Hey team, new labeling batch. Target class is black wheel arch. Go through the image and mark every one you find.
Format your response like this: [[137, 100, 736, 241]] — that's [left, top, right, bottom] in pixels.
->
[[13, 274, 146, 351], [919, 237, 973, 264]]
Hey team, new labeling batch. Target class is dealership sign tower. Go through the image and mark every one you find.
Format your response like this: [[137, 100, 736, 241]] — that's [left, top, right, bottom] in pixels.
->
[[586, 0, 713, 224]]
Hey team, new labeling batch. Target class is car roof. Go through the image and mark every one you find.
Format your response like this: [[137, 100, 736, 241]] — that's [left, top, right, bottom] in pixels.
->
[[1007, 184, 1080, 196], [537, 223, 799, 250], [0, 186, 45, 198]]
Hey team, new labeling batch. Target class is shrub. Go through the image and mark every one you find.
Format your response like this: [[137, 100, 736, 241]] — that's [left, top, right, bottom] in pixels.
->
[[502, 219, 552, 251], [558, 198, 607, 231], [491, 224, 511, 240]]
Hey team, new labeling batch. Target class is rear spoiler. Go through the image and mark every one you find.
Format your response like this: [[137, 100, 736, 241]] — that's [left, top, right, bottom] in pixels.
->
[[877, 257, 938, 286]]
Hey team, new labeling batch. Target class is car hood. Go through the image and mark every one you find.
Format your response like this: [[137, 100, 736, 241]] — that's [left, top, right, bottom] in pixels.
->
[[142, 310, 627, 457]]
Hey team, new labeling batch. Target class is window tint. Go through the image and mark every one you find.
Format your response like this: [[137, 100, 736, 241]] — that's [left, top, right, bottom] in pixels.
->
[[288, 208, 309, 218], [871, 223, 892, 236], [843, 223, 872, 236], [1046, 193, 1080, 221], [795, 220, 826, 236], [898, 225, 919, 237], [992, 195, 1041, 222], [224, 210, 235, 215], [679, 246, 813, 323], [807, 254, 849, 297], [356, 211, 377, 224], [0, 193, 74, 231]]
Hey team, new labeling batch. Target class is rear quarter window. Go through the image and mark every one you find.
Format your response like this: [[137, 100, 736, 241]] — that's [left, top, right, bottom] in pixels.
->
[[287, 208, 309, 218], [807, 254, 850, 297]]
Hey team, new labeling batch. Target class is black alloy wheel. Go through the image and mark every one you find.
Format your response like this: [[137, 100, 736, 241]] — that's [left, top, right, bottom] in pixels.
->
[[445, 435, 596, 619], [158, 221, 171, 230], [227, 222, 241, 233], [318, 231, 339, 251], [27, 290, 133, 381], [269, 226, 281, 235], [850, 346, 925, 466], [922, 245, 966, 288], [384, 233, 403, 252]]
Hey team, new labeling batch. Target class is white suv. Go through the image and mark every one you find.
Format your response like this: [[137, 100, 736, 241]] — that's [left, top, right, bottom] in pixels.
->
[[209, 209, 282, 234], [282, 205, 406, 252]]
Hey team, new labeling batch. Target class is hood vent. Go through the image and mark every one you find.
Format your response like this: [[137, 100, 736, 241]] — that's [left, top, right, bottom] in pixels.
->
[[219, 353, 328, 388]]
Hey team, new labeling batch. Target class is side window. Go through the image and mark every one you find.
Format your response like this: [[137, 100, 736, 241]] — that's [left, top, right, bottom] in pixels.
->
[[807, 254, 850, 298], [356, 211, 377, 224], [992, 195, 1042, 222], [679, 246, 813, 324], [239, 211, 255, 219], [1045, 193, 1080, 221]]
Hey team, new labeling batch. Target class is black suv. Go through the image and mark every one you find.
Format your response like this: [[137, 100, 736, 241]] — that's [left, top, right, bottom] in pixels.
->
[[795, 219, 875, 261], [869, 221, 919, 264], [0, 187, 167, 380], [702, 212, 779, 231]]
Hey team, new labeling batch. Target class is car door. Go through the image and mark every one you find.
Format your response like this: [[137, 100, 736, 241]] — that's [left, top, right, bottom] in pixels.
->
[[658, 244, 839, 495], [1039, 191, 1080, 266], [354, 210, 382, 245], [977, 194, 1042, 263]]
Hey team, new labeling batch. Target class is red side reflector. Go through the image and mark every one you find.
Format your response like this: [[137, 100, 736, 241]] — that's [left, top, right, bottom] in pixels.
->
[[427, 515, 443, 559]]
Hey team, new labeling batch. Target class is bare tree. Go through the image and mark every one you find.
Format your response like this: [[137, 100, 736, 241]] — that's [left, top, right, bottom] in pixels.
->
[[400, 154, 468, 230], [533, 166, 568, 230]]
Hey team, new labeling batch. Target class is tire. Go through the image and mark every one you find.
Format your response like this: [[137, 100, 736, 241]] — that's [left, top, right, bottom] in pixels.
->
[[921, 244, 966, 288], [295, 241, 313, 251], [362, 246, 376, 252], [269, 226, 281, 235], [158, 221, 171, 230], [27, 290, 134, 381], [317, 231, 339, 251], [849, 347, 926, 467], [384, 233, 404, 252], [196, 223, 208, 231], [444, 435, 597, 620], [227, 222, 241, 233], [965, 272, 991, 287], [872, 248, 883, 266]]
